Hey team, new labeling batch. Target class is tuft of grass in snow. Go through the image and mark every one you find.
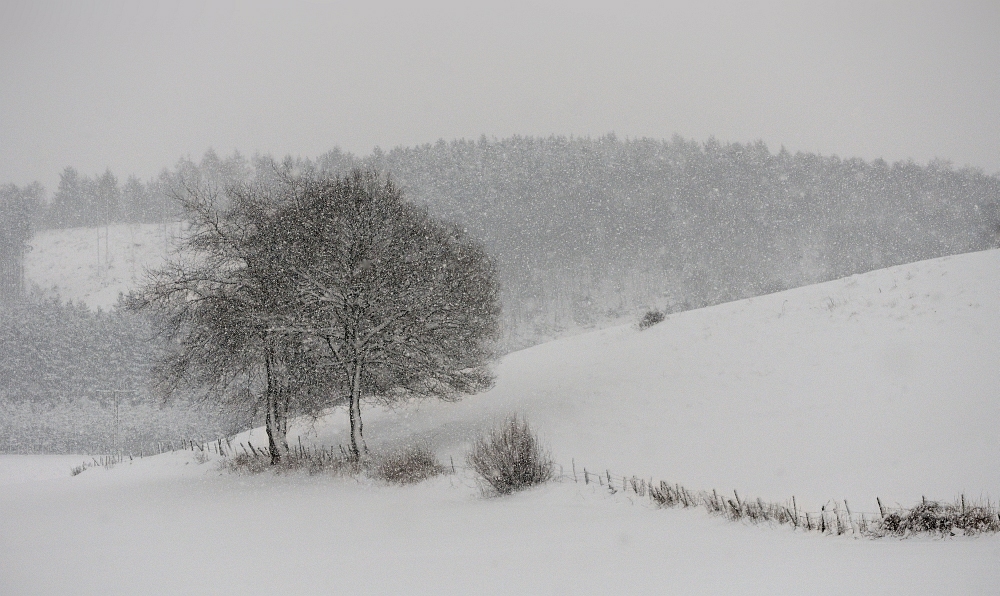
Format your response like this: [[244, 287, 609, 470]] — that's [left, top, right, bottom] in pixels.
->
[[221, 448, 358, 476], [221, 453, 272, 475], [369, 445, 447, 485], [222, 441, 447, 485], [222, 453, 358, 474], [467, 414, 553, 495]]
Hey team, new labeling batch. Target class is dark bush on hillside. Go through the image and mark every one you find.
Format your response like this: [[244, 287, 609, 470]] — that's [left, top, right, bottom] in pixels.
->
[[370, 445, 447, 485], [638, 309, 665, 330], [467, 415, 553, 495]]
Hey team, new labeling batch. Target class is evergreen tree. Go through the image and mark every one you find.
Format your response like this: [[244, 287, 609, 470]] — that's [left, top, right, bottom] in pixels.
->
[[0, 183, 41, 301]]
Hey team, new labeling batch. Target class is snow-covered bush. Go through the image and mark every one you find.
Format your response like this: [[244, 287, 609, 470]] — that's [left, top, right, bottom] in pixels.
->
[[467, 415, 553, 495]]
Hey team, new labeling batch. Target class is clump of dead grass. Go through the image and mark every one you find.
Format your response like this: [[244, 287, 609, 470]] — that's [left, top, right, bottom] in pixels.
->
[[221, 446, 358, 476], [369, 444, 447, 485]]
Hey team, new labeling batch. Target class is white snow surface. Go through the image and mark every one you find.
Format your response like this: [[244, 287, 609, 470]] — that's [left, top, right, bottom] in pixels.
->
[[25, 223, 177, 309], [3, 249, 999, 594]]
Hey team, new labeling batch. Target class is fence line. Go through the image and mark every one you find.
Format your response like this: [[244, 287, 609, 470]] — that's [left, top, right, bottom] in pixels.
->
[[562, 458, 999, 537], [75, 435, 999, 537]]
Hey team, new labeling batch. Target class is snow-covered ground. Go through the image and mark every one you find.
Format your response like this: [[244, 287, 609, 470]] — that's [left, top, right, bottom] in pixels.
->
[[3, 458, 997, 595], [25, 223, 178, 309], [288, 248, 1000, 508], [3, 249, 999, 594]]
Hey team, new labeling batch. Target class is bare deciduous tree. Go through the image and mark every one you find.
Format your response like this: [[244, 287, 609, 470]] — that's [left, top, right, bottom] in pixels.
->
[[280, 168, 501, 459], [129, 167, 500, 463], [126, 176, 325, 463]]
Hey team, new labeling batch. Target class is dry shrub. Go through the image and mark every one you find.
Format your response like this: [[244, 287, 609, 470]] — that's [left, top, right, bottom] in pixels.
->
[[467, 414, 553, 495], [955, 505, 1000, 535], [370, 445, 447, 485], [638, 309, 665, 330], [875, 498, 1000, 537]]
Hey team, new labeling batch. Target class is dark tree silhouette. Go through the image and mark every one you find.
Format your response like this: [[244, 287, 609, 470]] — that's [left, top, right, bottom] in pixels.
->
[[128, 167, 500, 462], [125, 176, 322, 463], [280, 169, 501, 459]]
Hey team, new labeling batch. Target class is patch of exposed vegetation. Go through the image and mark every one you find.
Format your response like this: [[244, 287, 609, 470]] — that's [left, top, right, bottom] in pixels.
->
[[467, 415, 553, 495]]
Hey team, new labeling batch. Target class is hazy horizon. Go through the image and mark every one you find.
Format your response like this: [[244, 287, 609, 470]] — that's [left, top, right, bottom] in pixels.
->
[[3, 0, 999, 191]]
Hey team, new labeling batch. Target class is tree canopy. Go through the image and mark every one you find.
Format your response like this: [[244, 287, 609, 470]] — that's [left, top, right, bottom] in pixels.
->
[[128, 167, 500, 461], [280, 169, 500, 457]]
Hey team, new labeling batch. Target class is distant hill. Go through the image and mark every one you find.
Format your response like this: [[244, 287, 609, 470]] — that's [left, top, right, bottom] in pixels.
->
[[322, 136, 1000, 347], [18, 136, 1000, 349]]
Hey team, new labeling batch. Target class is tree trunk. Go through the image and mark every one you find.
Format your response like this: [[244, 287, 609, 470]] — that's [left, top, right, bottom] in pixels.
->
[[266, 390, 289, 465], [347, 359, 367, 460], [264, 348, 289, 465]]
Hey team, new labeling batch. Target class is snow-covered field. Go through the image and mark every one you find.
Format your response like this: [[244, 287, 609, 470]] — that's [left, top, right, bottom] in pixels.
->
[[25, 223, 178, 309], [3, 249, 999, 594]]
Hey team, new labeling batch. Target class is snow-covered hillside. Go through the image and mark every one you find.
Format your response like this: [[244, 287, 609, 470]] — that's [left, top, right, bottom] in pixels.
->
[[293, 248, 1000, 507], [2, 249, 998, 594], [25, 223, 178, 308]]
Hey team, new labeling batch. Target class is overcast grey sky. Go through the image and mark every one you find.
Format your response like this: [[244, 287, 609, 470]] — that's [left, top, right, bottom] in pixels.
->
[[2, 0, 998, 191]]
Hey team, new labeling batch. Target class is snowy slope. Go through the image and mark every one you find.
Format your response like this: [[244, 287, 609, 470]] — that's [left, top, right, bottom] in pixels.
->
[[24, 223, 178, 308], [2, 249, 998, 594], [294, 248, 1000, 508]]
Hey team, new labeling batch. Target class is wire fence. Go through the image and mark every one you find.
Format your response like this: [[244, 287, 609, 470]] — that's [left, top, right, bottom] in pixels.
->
[[80, 435, 1000, 538], [566, 460, 874, 536], [562, 459, 1000, 538]]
